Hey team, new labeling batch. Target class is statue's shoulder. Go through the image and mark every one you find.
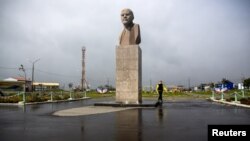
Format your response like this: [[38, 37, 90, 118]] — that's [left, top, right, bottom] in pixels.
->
[[132, 23, 140, 31], [133, 23, 140, 27]]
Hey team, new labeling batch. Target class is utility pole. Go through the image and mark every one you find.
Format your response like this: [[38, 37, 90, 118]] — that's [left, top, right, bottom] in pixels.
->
[[30, 58, 40, 92], [107, 78, 110, 86], [150, 79, 152, 92], [81, 47, 86, 91], [188, 78, 191, 90], [19, 64, 26, 104]]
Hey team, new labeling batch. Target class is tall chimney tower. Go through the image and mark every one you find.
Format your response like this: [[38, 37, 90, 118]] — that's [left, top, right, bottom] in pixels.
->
[[81, 47, 86, 91]]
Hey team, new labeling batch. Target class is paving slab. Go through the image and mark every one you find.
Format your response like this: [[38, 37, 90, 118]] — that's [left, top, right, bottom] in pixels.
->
[[53, 106, 135, 116], [1, 99, 250, 141]]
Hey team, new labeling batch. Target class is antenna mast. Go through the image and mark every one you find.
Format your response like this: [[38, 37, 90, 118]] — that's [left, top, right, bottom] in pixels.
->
[[81, 47, 86, 91]]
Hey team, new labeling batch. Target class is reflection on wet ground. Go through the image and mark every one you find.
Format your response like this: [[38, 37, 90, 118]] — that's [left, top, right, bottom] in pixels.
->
[[0, 98, 249, 141]]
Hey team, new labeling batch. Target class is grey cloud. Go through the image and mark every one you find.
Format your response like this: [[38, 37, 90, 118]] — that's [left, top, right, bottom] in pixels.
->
[[1, 0, 250, 88]]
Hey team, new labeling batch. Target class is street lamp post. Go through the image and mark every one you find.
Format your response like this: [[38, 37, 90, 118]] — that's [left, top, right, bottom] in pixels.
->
[[30, 58, 40, 92], [19, 64, 26, 104], [84, 81, 87, 98]]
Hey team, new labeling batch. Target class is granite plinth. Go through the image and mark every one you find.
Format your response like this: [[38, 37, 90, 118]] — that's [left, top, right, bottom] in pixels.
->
[[116, 45, 142, 104], [94, 101, 155, 107]]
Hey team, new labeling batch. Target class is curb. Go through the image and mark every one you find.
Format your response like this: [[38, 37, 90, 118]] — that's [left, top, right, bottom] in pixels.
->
[[0, 97, 91, 106], [209, 98, 250, 108]]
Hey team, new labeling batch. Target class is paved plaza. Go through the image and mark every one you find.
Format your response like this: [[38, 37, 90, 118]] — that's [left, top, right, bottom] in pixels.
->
[[0, 98, 250, 141]]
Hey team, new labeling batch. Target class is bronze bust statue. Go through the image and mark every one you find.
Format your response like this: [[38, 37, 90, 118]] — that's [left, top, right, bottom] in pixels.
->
[[119, 9, 141, 46]]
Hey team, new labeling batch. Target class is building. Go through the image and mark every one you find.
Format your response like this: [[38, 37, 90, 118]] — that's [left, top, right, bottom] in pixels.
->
[[0, 77, 60, 92], [33, 82, 60, 91], [0, 77, 32, 92], [215, 81, 234, 90], [167, 85, 184, 92]]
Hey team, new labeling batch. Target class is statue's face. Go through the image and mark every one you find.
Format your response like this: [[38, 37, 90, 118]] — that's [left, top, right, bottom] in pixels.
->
[[121, 9, 134, 26]]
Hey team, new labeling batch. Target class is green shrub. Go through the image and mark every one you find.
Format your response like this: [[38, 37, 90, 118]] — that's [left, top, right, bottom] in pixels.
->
[[62, 94, 70, 100], [240, 98, 250, 105], [226, 97, 234, 102], [26, 93, 41, 102], [53, 94, 62, 100], [0, 95, 21, 103]]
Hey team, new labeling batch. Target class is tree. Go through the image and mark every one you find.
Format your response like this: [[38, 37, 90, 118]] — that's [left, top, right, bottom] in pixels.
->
[[221, 78, 231, 84], [104, 84, 115, 91], [68, 83, 73, 90], [243, 78, 250, 89], [209, 82, 215, 88]]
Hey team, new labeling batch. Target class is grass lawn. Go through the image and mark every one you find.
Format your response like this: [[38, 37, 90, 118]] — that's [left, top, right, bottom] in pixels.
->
[[0, 89, 249, 104]]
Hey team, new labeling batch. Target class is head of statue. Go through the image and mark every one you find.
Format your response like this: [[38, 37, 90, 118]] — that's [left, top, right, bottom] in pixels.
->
[[121, 8, 134, 27], [159, 80, 163, 84]]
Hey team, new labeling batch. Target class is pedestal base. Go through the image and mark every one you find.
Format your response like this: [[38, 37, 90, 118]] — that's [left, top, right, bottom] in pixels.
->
[[116, 45, 142, 104], [94, 101, 155, 107]]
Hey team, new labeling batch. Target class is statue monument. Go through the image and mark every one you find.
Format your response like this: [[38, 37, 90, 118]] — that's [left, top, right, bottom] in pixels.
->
[[116, 8, 142, 104], [95, 9, 154, 107], [119, 9, 141, 45]]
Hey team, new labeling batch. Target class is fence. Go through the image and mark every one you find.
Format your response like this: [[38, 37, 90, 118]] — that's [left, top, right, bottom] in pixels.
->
[[0, 91, 88, 104], [210, 90, 247, 102]]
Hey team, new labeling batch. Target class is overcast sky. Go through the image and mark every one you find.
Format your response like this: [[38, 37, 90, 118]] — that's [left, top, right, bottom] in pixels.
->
[[0, 0, 250, 88]]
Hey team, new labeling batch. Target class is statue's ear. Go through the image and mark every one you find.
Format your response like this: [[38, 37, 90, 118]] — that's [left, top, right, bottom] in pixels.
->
[[131, 15, 134, 21]]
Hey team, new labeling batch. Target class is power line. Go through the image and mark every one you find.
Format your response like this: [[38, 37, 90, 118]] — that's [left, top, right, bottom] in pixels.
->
[[35, 69, 80, 78], [0, 66, 18, 70], [0, 66, 80, 79], [0, 66, 32, 70]]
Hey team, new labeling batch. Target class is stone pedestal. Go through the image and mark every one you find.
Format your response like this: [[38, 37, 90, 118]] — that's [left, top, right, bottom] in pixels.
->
[[116, 45, 142, 104]]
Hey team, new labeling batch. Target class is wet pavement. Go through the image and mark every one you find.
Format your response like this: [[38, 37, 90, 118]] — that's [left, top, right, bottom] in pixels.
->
[[0, 98, 249, 141]]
